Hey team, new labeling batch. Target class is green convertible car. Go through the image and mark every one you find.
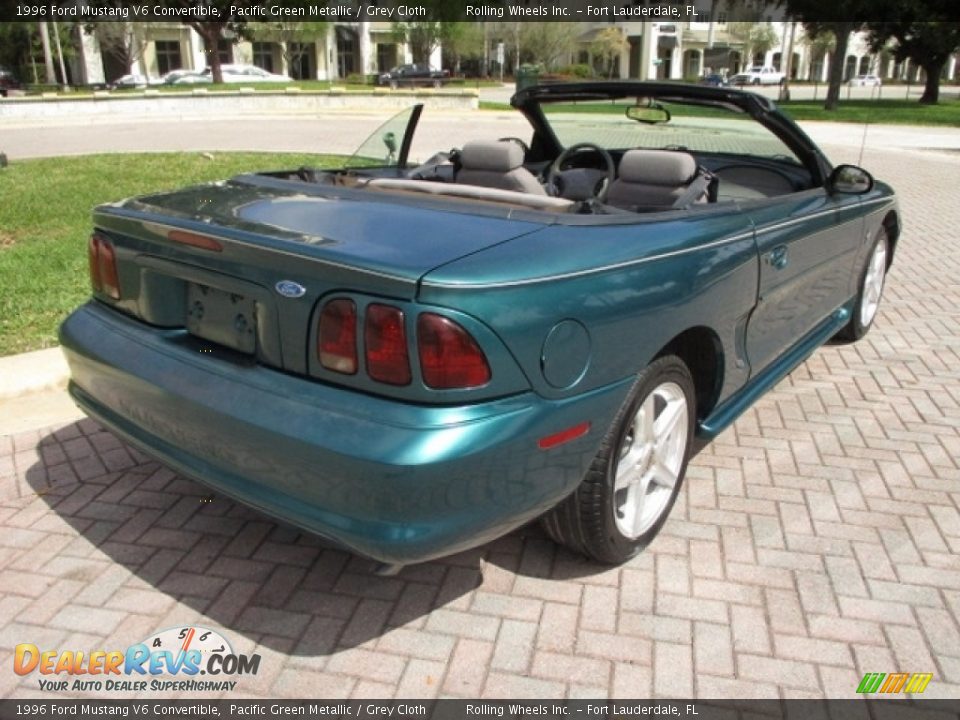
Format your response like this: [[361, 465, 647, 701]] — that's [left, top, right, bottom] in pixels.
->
[[60, 82, 899, 572]]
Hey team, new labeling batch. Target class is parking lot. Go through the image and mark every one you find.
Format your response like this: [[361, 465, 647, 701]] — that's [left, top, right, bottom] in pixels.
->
[[1, 113, 959, 700]]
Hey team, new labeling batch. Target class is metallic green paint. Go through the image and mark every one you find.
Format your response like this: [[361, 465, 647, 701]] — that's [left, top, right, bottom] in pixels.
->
[[58, 82, 899, 564], [61, 302, 629, 564]]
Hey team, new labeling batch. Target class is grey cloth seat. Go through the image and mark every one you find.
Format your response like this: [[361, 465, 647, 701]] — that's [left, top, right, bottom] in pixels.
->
[[456, 140, 546, 196], [607, 149, 707, 210]]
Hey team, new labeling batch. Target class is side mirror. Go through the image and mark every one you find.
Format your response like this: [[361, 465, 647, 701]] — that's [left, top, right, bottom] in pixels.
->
[[829, 164, 874, 194], [383, 131, 397, 154]]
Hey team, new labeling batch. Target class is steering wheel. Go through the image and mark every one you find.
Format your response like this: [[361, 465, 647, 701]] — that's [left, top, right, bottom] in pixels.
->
[[547, 142, 616, 203]]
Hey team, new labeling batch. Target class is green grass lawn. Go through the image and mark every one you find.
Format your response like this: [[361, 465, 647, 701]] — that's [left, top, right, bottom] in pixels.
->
[[0, 152, 343, 357], [776, 99, 960, 125]]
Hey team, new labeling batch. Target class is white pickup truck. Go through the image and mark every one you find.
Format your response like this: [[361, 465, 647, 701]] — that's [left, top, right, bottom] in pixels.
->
[[731, 65, 785, 86]]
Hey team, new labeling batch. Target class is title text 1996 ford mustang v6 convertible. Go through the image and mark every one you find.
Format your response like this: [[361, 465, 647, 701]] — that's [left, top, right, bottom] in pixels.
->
[[60, 82, 898, 572]]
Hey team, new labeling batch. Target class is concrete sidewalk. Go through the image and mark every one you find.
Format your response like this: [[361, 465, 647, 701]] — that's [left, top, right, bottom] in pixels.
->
[[0, 348, 82, 436]]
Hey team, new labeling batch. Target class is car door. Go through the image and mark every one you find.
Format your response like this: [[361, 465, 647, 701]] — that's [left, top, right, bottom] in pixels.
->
[[743, 187, 864, 374]]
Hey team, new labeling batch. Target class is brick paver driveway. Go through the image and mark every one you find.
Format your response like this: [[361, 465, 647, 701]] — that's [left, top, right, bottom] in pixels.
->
[[1, 142, 959, 701]]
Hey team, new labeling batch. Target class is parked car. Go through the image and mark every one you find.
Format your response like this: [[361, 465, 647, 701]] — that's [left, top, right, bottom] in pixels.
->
[[108, 74, 156, 90], [60, 82, 898, 571], [377, 63, 450, 89], [699, 73, 728, 87], [849, 74, 882, 87], [0, 67, 21, 97], [160, 69, 205, 85], [732, 65, 785, 85], [169, 64, 291, 85]]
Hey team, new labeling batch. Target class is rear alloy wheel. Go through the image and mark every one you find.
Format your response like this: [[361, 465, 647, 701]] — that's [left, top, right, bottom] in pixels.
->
[[541, 355, 695, 564], [836, 228, 889, 342]]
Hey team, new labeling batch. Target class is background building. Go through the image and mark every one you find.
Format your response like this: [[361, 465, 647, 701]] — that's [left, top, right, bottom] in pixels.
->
[[61, 19, 958, 87]]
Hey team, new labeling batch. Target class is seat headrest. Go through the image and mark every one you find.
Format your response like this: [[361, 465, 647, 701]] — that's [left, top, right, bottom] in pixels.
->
[[460, 140, 524, 172], [618, 149, 697, 186]]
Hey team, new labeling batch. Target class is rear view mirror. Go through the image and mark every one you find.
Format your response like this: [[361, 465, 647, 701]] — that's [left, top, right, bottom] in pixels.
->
[[626, 103, 671, 124], [829, 164, 874, 194]]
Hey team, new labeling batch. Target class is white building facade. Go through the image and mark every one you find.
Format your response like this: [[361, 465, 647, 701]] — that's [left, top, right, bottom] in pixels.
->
[[69, 20, 957, 87]]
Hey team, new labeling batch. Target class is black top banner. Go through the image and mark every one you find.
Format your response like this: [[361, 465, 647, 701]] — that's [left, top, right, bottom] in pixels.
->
[[1, 0, 959, 23]]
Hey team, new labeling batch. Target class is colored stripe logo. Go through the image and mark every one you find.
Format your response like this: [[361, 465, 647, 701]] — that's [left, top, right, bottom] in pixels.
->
[[857, 672, 932, 694]]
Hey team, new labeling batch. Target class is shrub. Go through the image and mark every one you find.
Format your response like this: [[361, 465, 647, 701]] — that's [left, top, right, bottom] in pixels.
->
[[557, 64, 594, 79]]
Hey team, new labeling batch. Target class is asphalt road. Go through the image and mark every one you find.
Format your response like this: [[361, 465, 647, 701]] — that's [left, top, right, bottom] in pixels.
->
[[5, 81, 959, 163], [1, 111, 532, 162], [4, 110, 959, 167]]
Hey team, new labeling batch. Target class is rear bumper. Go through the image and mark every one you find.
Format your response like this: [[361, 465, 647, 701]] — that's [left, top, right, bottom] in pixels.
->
[[60, 303, 627, 564]]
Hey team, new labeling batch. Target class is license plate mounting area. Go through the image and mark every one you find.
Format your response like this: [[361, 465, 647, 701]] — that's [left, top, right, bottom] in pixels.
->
[[186, 283, 257, 355]]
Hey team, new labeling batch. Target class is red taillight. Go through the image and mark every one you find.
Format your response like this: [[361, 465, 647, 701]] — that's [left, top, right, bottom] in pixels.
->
[[365, 304, 411, 386], [318, 298, 358, 374], [417, 313, 491, 389], [88, 233, 120, 300], [88, 235, 102, 294]]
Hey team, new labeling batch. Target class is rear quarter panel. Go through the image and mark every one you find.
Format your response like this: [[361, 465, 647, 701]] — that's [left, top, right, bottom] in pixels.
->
[[420, 206, 760, 412]]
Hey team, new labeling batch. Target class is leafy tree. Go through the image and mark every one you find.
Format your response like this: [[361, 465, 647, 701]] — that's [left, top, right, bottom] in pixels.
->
[[520, 23, 579, 71], [728, 22, 779, 66], [0, 22, 34, 78], [440, 22, 485, 74], [784, 0, 874, 110], [86, 21, 150, 77], [391, 22, 442, 64], [748, 23, 779, 64], [163, 1, 255, 83], [803, 30, 835, 82], [866, 0, 960, 104], [390, 0, 463, 67], [591, 26, 628, 79], [253, 21, 328, 79]]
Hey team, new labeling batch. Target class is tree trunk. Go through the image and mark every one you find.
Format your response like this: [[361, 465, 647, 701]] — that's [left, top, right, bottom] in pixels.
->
[[206, 34, 223, 84], [187, 22, 225, 84], [824, 24, 852, 111], [919, 60, 944, 104], [38, 22, 56, 84], [51, 21, 68, 87]]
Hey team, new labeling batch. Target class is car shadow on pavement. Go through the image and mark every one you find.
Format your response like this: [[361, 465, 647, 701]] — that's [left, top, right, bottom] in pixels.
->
[[22, 417, 604, 658]]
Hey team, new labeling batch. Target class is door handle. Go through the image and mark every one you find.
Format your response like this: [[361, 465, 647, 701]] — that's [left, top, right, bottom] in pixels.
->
[[769, 246, 789, 269]]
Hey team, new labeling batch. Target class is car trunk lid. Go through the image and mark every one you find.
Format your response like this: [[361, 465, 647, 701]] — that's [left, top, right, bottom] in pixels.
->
[[90, 178, 544, 376]]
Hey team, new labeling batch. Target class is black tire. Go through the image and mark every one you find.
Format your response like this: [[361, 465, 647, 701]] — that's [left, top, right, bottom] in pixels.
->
[[541, 355, 696, 564], [835, 228, 889, 342]]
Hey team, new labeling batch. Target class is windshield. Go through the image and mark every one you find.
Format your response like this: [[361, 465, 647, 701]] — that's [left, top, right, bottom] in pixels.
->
[[540, 98, 802, 165], [344, 105, 417, 169]]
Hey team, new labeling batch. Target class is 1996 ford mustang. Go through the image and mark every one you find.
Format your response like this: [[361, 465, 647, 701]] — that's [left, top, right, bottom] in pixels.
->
[[60, 82, 899, 572]]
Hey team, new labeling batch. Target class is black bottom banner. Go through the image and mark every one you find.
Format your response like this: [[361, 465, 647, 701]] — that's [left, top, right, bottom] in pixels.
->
[[1, 699, 958, 720]]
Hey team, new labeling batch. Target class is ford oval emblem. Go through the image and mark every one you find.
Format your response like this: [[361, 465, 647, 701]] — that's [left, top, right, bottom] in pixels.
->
[[275, 280, 306, 298]]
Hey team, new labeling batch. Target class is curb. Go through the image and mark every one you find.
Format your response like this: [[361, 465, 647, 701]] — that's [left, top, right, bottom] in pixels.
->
[[0, 346, 70, 400]]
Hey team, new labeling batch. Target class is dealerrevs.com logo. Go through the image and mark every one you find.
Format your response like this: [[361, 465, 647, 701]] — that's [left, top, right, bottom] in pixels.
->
[[14, 626, 261, 693]]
